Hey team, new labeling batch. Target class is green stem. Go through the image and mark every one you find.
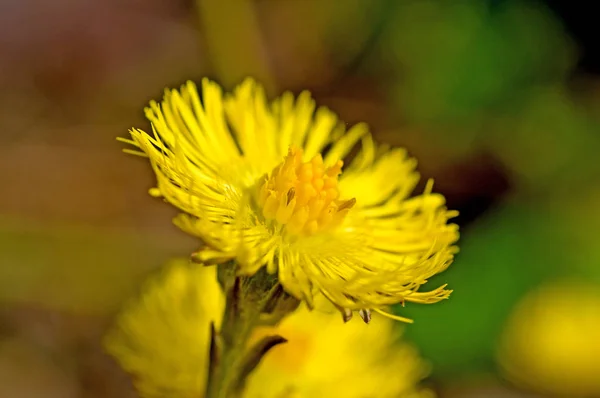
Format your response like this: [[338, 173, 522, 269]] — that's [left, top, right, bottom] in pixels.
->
[[205, 265, 298, 398]]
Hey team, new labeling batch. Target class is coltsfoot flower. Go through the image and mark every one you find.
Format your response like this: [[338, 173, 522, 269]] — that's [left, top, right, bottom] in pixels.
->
[[105, 259, 435, 398], [246, 303, 435, 398], [104, 260, 224, 398], [120, 78, 459, 320]]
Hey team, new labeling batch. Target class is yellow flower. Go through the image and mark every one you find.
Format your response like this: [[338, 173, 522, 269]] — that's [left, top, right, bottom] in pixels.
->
[[498, 281, 600, 397], [105, 260, 435, 398], [246, 304, 435, 398], [120, 78, 459, 318], [104, 260, 224, 398]]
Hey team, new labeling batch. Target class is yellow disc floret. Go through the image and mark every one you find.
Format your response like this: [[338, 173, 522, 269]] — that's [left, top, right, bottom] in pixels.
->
[[258, 147, 356, 236]]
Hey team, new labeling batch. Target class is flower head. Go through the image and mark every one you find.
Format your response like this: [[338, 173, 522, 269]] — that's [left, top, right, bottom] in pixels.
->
[[246, 303, 435, 398], [105, 259, 434, 398], [120, 78, 459, 318], [104, 260, 224, 397]]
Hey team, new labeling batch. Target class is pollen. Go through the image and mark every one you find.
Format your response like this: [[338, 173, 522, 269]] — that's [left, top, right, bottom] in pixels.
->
[[258, 147, 355, 236]]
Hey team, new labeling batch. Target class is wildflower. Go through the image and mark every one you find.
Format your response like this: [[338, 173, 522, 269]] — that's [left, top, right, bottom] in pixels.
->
[[120, 78, 459, 319], [498, 281, 600, 397], [104, 260, 224, 398], [104, 259, 435, 398], [246, 303, 435, 398]]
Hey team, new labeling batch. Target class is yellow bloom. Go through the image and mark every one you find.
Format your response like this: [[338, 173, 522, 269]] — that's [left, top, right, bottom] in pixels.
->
[[120, 78, 459, 317], [246, 304, 435, 398], [498, 281, 600, 397], [104, 260, 224, 398], [105, 260, 434, 398]]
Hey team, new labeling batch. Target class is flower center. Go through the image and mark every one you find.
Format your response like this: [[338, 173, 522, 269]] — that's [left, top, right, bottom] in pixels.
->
[[257, 147, 355, 236], [250, 326, 312, 374]]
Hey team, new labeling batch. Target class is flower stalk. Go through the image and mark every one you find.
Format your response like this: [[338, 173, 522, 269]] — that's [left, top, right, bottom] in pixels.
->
[[205, 262, 299, 398]]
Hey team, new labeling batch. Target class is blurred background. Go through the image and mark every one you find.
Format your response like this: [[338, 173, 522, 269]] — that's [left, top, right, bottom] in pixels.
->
[[1, 0, 599, 397]]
